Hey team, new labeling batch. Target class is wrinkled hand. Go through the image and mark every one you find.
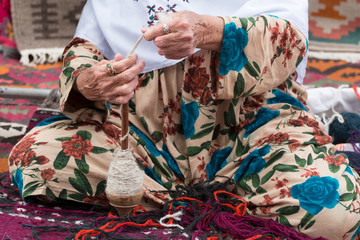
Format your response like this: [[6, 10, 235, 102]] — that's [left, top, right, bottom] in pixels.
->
[[76, 54, 145, 105], [142, 11, 223, 60]]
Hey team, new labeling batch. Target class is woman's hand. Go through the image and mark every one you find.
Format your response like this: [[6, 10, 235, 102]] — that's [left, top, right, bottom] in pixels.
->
[[75, 54, 145, 105], [142, 10, 224, 59]]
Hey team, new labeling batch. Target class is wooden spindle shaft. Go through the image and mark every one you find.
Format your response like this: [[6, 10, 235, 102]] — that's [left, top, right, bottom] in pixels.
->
[[121, 103, 129, 150]]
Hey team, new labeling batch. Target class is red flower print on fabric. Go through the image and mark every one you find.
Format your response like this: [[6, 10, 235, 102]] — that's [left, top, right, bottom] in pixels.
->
[[189, 55, 205, 66], [294, 114, 320, 129], [200, 88, 212, 105], [21, 150, 36, 167], [289, 139, 302, 151], [41, 168, 56, 180], [37, 155, 50, 165], [301, 168, 320, 178], [279, 28, 289, 47], [256, 132, 290, 146], [168, 98, 180, 114], [269, 22, 280, 44], [9, 135, 37, 166], [102, 123, 122, 142], [325, 154, 347, 167], [62, 134, 94, 159], [184, 66, 209, 99], [288, 119, 304, 127], [313, 129, 332, 145], [63, 54, 77, 67]]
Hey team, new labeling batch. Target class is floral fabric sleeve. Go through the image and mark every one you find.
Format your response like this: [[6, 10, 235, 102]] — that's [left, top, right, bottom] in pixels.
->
[[59, 38, 105, 119], [216, 15, 307, 99]]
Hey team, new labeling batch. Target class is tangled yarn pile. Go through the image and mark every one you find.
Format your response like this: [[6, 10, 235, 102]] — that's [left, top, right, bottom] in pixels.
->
[[60, 179, 327, 240]]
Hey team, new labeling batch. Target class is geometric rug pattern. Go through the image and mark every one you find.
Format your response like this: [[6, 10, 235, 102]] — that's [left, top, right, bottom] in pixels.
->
[[0, 53, 60, 165], [0, 172, 107, 240], [308, 0, 360, 54], [304, 57, 360, 87]]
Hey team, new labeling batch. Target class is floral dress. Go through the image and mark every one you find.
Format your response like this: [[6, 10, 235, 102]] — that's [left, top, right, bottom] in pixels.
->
[[8, 15, 360, 239]]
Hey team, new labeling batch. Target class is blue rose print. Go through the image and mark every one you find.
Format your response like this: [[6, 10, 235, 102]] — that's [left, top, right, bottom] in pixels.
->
[[219, 22, 249, 76], [244, 107, 280, 138], [181, 100, 199, 139], [267, 89, 307, 111], [206, 146, 232, 180], [234, 145, 270, 183], [161, 144, 184, 179], [130, 125, 184, 182], [291, 176, 340, 215], [131, 125, 159, 157]]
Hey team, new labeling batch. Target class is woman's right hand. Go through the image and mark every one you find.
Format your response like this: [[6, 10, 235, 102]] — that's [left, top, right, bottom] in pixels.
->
[[75, 54, 145, 105]]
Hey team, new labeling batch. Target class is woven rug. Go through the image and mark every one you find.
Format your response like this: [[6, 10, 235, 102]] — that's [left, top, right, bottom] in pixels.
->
[[0, 172, 108, 240], [0, 52, 61, 168], [10, 0, 85, 66], [303, 57, 360, 87], [308, 0, 360, 62]]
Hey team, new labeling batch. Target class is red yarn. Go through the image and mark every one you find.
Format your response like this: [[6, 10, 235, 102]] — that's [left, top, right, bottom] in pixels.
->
[[75, 218, 163, 239], [67, 179, 327, 239], [353, 86, 360, 102], [214, 190, 247, 216]]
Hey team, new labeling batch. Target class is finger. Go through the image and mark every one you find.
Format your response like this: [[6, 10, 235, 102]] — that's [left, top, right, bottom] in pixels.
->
[[158, 43, 194, 59], [106, 79, 138, 104], [111, 91, 135, 105], [101, 60, 145, 93], [116, 59, 145, 84], [110, 54, 139, 74], [143, 23, 169, 41], [114, 77, 139, 96]]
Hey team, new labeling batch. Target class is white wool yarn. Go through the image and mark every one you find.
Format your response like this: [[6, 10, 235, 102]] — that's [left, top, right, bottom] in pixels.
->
[[106, 149, 144, 195]]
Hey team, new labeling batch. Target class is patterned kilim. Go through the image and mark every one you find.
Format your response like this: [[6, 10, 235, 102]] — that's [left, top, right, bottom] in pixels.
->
[[0, 172, 107, 240], [308, 0, 360, 61], [10, 0, 85, 65], [303, 57, 360, 87], [0, 53, 60, 170]]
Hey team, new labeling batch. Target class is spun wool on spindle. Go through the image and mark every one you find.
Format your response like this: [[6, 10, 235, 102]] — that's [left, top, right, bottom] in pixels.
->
[[328, 112, 360, 144], [106, 149, 144, 195]]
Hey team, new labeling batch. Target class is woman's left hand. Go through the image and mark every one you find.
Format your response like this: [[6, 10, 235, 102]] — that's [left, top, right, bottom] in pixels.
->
[[142, 10, 224, 59]]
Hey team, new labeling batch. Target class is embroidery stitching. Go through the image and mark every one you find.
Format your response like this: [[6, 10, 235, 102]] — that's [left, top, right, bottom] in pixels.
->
[[133, 1, 190, 26], [146, 4, 179, 25]]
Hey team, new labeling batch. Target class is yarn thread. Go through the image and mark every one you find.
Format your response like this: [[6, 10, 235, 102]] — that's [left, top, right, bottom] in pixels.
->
[[321, 85, 346, 133], [70, 178, 327, 240], [329, 112, 360, 144], [106, 149, 144, 195], [349, 130, 360, 152]]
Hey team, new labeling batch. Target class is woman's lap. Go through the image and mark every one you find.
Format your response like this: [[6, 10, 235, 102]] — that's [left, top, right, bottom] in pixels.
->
[[8, 104, 360, 239]]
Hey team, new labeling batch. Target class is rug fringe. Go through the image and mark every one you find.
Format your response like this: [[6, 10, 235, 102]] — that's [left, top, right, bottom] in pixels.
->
[[19, 48, 64, 66], [308, 51, 360, 63]]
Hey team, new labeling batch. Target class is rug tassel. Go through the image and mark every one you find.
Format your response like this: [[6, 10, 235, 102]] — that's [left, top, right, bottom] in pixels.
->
[[19, 48, 64, 66]]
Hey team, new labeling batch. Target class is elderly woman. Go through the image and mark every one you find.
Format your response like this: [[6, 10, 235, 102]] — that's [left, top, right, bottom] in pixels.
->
[[8, 0, 360, 238]]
